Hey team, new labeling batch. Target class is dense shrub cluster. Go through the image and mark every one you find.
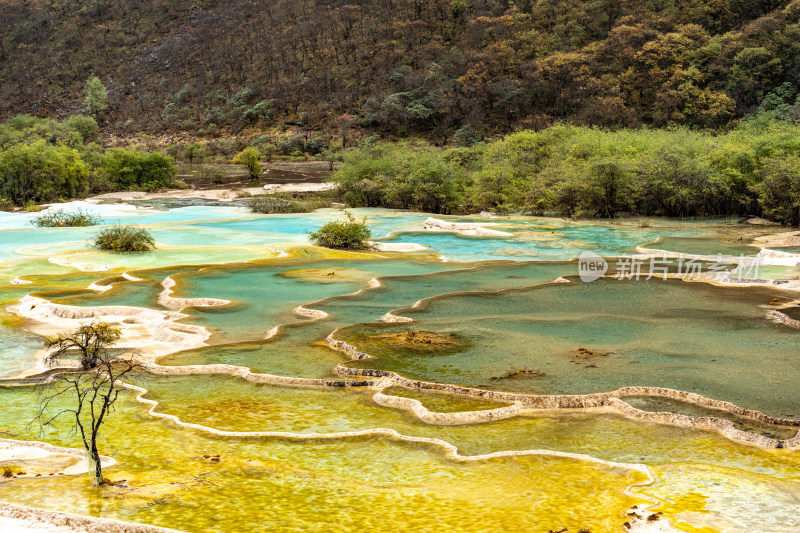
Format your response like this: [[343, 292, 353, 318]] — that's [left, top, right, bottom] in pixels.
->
[[248, 195, 307, 214], [32, 208, 101, 227], [0, 114, 178, 206], [0, 140, 89, 205], [93, 225, 156, 252], [333, 117, 800, 224], [308, 213, 372, 250], [248, 193, 332, 214], [333, 143, 466, 214], [101, 149, 176, 190]]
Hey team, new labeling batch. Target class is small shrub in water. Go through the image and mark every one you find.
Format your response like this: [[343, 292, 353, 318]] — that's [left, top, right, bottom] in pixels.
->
[[32, 208, 101, 227], [308, 212, 372, 250], [93, 224, 155, 252], [248, 192, 332, 214], [248, 195, 308, 214]]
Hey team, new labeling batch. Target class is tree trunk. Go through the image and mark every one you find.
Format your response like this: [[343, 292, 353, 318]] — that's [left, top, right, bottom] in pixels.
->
[[87, 443, 103, 487]]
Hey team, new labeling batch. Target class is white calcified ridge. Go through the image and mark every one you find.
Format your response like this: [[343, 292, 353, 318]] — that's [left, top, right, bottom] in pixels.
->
[[768, 309, 800, 328], [87, 281, 112, 292], [0, 501, 183, 533], [373, 391, 522, 424], [158, 276, 230, 308], [323, 334, 800, 448], [423, 217, 514, 237], [293, 305, 328, 319], [368, 241, 429, 252], [9, 295, 211, 365], [381, 312, 413, 323]]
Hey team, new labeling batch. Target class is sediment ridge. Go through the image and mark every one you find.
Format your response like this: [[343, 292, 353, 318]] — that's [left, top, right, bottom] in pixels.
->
[[323, 332, 800, 449], [0, 501, 183, 533], [158, 276, 230, 308], [423, 217, 514, 237]]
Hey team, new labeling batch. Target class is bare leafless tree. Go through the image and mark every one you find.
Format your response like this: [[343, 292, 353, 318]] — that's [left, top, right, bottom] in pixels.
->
[[34, 322, 140, 486]]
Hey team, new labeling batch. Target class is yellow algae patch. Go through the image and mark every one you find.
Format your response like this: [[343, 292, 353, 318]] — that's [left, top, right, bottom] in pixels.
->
[[283, 243, 441, 262], [279, 267, 375, 284], [656, 491, 711, 516], [533, 224, 570, 230], [671, 523, 719, 533]]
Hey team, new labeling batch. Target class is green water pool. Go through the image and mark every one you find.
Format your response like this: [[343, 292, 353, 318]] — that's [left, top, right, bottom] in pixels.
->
[[0, 206, 797, 533]]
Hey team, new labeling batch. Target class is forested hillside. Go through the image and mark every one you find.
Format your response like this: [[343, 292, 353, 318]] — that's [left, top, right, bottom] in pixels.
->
[[2, 0, 799, 138]]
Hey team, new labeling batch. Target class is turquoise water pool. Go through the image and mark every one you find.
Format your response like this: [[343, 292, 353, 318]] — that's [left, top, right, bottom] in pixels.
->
[[0, 205, 797, 533]]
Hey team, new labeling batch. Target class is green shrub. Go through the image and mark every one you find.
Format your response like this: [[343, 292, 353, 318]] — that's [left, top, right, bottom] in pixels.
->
[[63, 115, 99, 142], [32, 208, 101, 227], [248, 192, 332, 214], [0, 140, 90, 204], [232, 147, 262, 178], [308, 212, 372, 250], [183, 142, 208, 164], [332, 141, 465, 214], [358, 134, 381, 147], [248, 195, 307, 214], [102, 149, 176, 189], [453, 124, 480, 147], [24, 200, 42, 212], [277, 136, 305, 155], [93, 225, 155, 252]]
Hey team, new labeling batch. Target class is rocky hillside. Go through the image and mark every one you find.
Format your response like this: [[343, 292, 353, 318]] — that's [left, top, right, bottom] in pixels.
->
[[1, 0, 799, 138]]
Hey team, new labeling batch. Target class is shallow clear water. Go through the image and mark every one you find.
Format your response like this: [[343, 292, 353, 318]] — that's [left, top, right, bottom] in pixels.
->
[[0, 386, 648, 533], [647, 236, 759, 256], [342, 278, 800, 417], [0, 206, 797, 533]]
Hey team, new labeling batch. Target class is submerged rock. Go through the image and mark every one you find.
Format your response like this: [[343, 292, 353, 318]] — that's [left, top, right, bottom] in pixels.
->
[[366, 330, 463, 352], [491, 368, 544, 380]]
